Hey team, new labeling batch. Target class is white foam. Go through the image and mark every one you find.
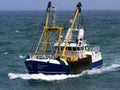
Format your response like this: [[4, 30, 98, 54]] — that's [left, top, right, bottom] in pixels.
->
[[82, 64, 120, 75], [19, 55, 26, 59], [8, 73, 80, 81], [16, 30, 19, 33], [8, 64, 120, 81], [4, 52, 8, 55]]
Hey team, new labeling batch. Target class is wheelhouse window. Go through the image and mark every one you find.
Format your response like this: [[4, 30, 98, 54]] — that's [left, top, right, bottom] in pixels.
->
[[56, 46, 84, 51]]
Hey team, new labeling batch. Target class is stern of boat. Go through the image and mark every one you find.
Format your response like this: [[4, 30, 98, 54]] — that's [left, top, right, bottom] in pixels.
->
[[85, 46, 103, 69]]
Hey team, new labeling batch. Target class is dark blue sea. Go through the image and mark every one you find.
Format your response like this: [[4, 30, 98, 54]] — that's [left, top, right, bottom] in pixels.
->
[[0, 10, 120, 90]]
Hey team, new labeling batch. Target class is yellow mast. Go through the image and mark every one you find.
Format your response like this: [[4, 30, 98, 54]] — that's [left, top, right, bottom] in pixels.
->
[[61, 2, 82, 58], [34, 2, 51, 55]]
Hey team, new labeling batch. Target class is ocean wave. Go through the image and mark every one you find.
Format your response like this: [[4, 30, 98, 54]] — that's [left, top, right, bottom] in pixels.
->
[[16, 30, 19, 33], [81, 64, 120, 75], [8, 64, 120, 81], [4, 52, 8, 55], [19, 55, 26, 59]]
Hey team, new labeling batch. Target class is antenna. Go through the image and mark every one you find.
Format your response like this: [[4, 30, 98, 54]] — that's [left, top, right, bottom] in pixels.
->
[[52, 7, 56, 26]]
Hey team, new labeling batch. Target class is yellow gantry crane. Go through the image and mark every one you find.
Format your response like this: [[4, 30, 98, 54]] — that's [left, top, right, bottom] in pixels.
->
[[35, 1, 63, 56]]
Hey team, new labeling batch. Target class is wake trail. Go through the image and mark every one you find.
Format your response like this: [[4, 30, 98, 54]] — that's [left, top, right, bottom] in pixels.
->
[[8, 64, 120, 81]]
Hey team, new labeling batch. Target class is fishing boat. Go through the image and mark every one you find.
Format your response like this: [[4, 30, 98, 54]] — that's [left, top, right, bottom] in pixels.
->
[[25, 2, 103, 74]]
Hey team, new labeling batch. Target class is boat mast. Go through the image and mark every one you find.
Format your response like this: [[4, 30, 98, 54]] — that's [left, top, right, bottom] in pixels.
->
[[45, 1, 51, 27], [41, 1, 51, 56], [34, 2, 51, 55], [41, 2, 63, 56], [61, 2, 82, 57]]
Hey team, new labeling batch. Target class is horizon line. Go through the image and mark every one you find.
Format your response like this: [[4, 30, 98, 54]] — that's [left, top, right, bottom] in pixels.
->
[[0, 9, 120, 11]]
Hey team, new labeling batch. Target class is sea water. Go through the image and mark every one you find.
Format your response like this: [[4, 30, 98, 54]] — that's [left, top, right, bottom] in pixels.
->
[[0, 10, 120, 90]]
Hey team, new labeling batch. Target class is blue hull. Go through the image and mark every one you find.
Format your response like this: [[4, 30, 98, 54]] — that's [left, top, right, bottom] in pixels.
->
[[25, 61, 70, 74], [25, 59, 103, 74]]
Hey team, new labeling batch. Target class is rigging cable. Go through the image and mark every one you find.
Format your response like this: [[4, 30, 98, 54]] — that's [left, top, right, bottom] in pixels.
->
[[34, 30, 44, 54]]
